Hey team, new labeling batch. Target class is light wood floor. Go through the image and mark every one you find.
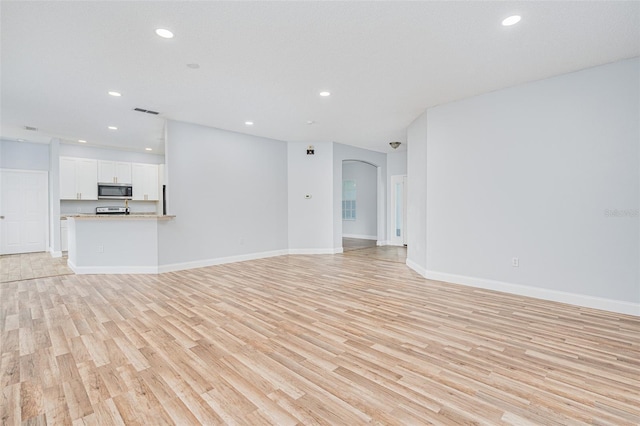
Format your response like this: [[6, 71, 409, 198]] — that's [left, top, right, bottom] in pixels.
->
[[0, 252, 73, 284], [1, 253, 639, 425], [342, 238, 378, 252], [342, 238, 406, 263]]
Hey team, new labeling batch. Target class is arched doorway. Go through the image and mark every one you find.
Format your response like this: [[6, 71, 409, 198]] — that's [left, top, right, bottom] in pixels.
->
[[341, 160, 378, 251]]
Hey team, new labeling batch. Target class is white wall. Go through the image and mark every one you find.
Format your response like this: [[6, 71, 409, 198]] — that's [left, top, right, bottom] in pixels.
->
[[0, 140, 165, 170], [407, 113, 428, 272], [342, 161, 377, 239], [287, 142, 335, 253], [158, 120, 289, 268], [407, 58, 639, 315], [387, 149, 407, 177], [49, 139, 61, 255], [60, 144, 164, 164], [333, 143, 386, 249], [0, 139, 49, 170]]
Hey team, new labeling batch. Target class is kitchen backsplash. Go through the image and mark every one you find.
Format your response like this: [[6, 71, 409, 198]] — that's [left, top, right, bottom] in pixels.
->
[[60, 200, 159, 215]]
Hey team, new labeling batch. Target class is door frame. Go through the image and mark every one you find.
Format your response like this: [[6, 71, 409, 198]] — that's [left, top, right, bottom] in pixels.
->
[[0, 169, 50, 255], [390, 174, 407, 246]]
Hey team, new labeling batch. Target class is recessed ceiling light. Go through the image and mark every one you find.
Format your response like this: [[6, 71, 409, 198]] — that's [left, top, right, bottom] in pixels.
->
[[108, 91, 121, 97], [78, 139, 87, 143], [502, 15, 521, 26], [245, 121, 254, 126], [108, 126, 118, 130], [319, 91, 331, 97], [145, 148, 152, 151], [155, 28, 174, 39], [17, 138, 25, 142], [186, 63, 200, 69], [306, 120, 315, 125]]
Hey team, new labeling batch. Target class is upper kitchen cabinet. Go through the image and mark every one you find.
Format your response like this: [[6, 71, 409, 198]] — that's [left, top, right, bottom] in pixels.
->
[[60, 157, 98, 200], [98, 160, 132, 184], [132, 163, 159, 201]]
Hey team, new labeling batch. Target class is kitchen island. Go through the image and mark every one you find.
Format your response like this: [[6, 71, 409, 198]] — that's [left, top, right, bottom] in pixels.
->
[[66, 214, 175, 274]]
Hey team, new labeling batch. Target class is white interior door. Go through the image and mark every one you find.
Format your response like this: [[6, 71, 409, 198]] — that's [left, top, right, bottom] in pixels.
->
[[0, 169, 49, 254], [390, 174, 407, 246]]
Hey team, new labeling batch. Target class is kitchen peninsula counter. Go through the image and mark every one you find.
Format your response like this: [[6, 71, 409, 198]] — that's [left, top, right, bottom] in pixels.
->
[[66, 214, 175, 274]]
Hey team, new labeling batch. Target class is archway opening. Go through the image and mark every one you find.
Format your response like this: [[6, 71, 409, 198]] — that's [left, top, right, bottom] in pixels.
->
[[341, 160, 378, 251]]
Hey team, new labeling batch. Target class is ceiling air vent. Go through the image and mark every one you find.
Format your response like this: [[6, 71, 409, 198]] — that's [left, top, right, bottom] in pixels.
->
[[133, 108, 160, 115], [24, 125, 38, 131]]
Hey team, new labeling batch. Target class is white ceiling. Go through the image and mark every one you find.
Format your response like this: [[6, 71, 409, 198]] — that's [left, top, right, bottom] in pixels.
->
[[1, 1, 638, 154]]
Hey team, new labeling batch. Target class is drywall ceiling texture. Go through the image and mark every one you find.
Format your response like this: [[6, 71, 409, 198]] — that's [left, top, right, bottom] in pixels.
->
[[1, 2, 638, 153]]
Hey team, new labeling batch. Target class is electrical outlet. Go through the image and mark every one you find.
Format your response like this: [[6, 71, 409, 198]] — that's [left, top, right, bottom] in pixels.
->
[[512, 257, 519, 267], [97, 245, 104, 253]]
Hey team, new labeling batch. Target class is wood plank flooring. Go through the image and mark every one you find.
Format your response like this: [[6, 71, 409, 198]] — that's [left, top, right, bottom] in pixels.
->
[[342, 238, 378, 252], [342, 238, 406, 263], [1, 253, 639, 425], [0, 253, 73, 283]]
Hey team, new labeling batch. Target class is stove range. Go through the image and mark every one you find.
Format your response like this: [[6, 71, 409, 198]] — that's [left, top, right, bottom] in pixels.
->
[[96, 206, 130, 215]]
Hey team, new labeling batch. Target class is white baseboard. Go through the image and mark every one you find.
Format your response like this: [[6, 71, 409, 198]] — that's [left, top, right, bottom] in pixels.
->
[[68, 259, 159, 274], [161, 247, 343, 273], [49, 248, 62, 258], [406, 258, 427, 277], [386, 241, 406, 247], [68, 248, 344, 275], [158, 249, 289, 273], [405, 263, 639, 316], [378, 240, 406, 246], [343, 234, 377, 241]]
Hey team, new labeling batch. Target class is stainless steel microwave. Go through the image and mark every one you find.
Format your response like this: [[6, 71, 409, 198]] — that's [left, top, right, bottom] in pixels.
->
[[98, 183, 133, 200]]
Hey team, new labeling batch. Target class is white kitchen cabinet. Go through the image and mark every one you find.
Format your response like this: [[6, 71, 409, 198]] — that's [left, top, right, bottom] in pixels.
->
[[60, 219, 68, 252], [98, 160, 132, 184], [59, 157, 78, 200], [132, 163, 159, 201], [60, 157, 98, 200]]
